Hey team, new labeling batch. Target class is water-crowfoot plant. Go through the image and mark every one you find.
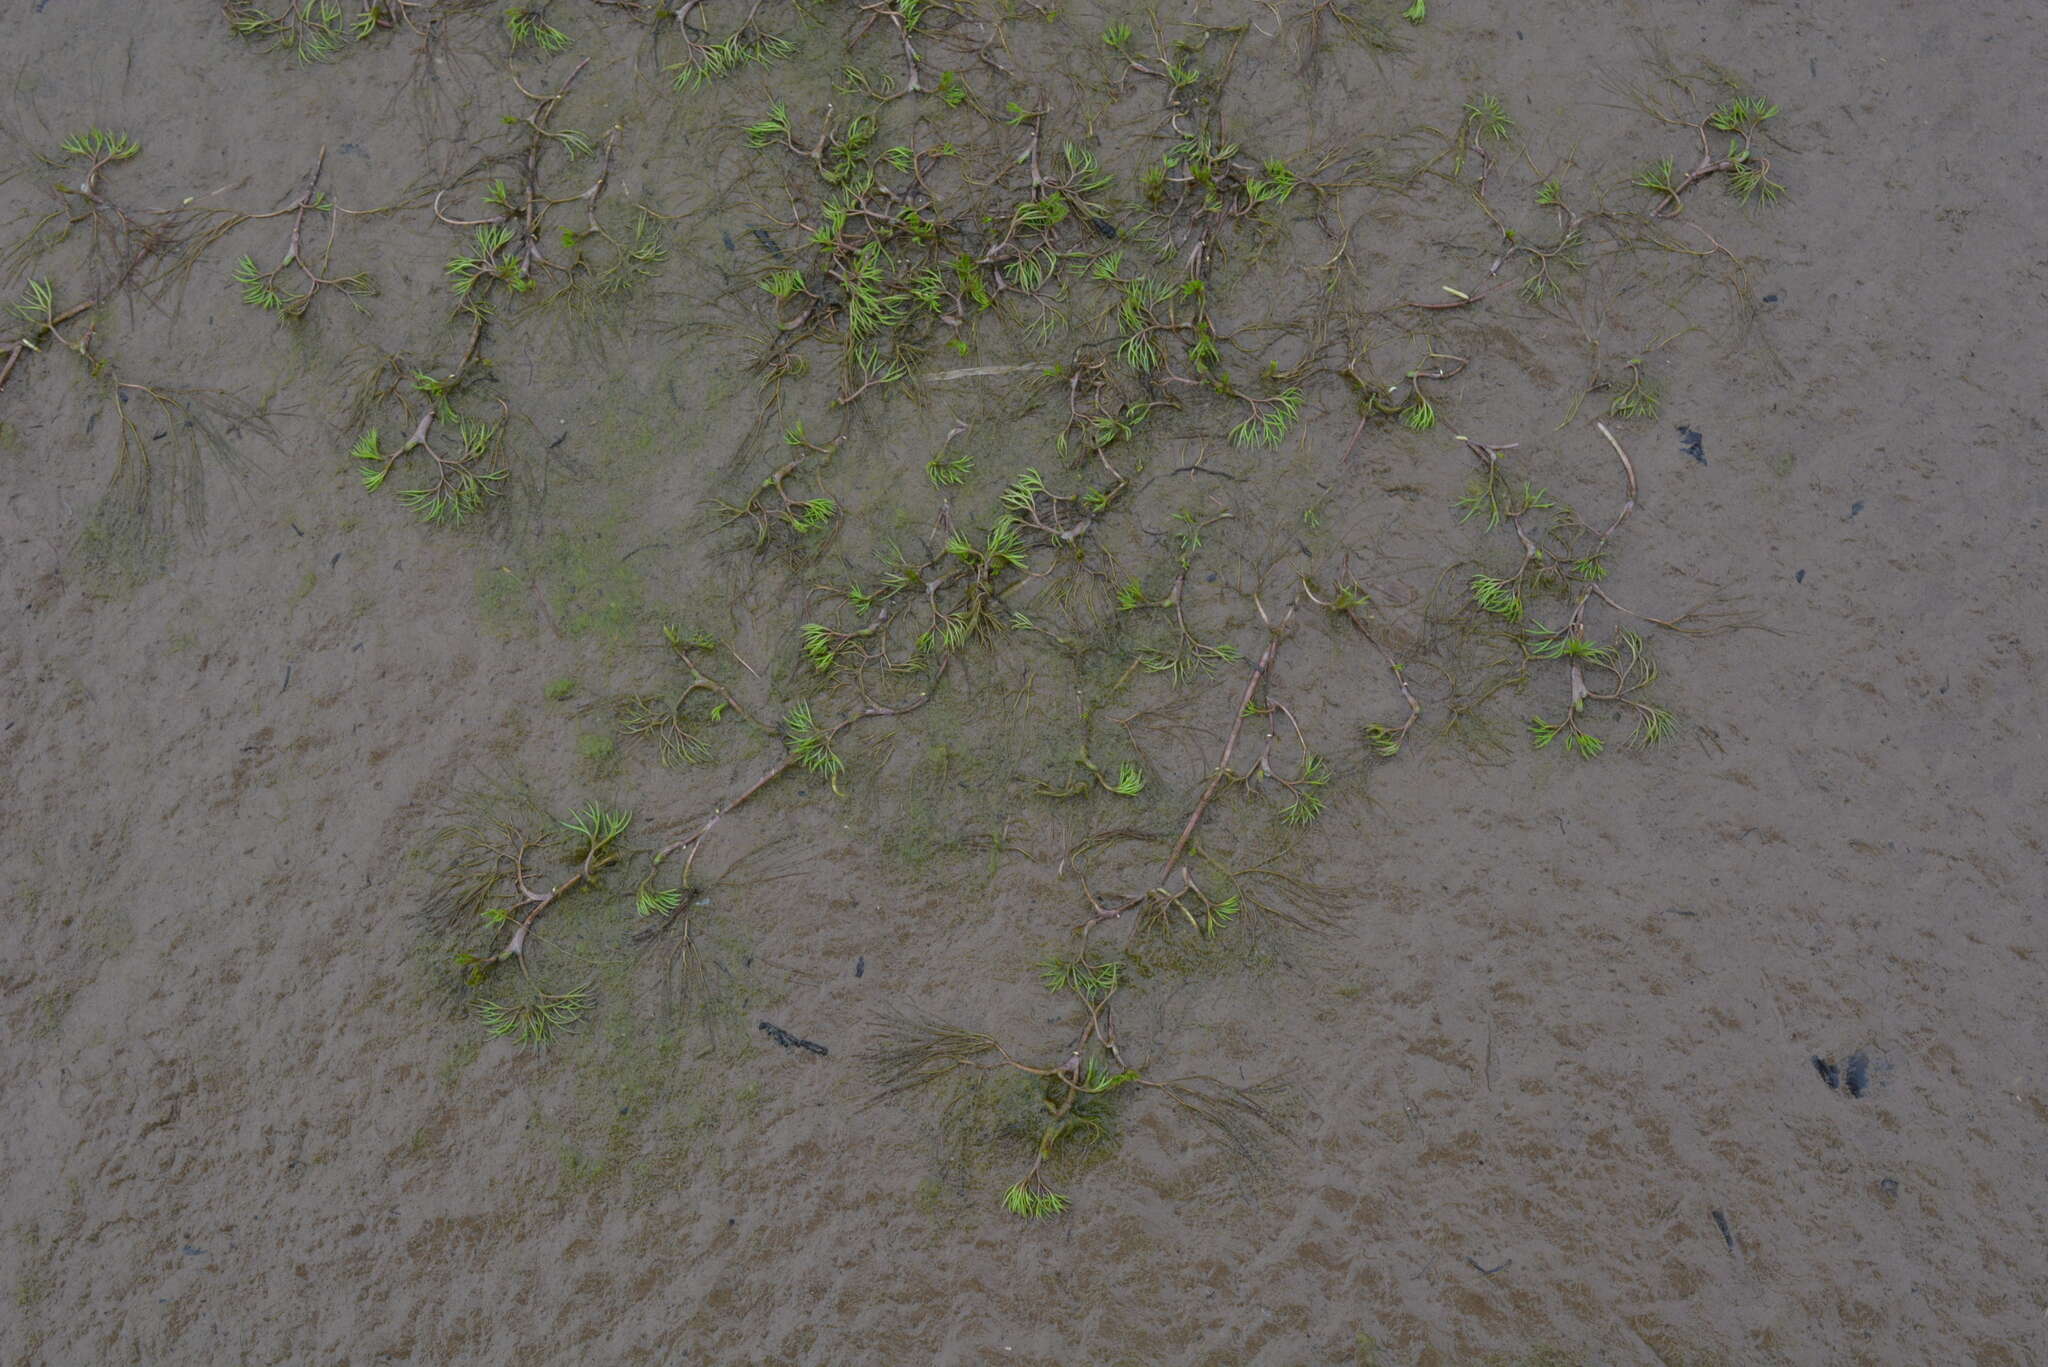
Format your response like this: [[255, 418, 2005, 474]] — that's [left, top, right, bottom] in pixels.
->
[[712, 449, 843, 551], [226, 150, 376, 318], [328, 10, 1790, 1219], [438, 801, 635, 992], [0, 274, 271, 573], [1634, 88, 1786, 213], [1448, 425, 1734, 756], [664, 0, 796, 89], [222, 2, 355, 62], [616, 627, 772, 767], [351, 380, 508, 525], [873, 600, 1314, 1215], [504, 5, 572, 54]]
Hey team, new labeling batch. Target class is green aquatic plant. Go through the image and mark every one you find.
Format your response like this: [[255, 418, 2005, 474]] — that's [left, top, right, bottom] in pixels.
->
[[785, 702, 847, 789], [356, 18, 1771, 1223], [1037, 956, 1122, 1000], [1634, 156, 1680, 201], [224, 2, 351, 62], [59, 127, 140, 164], [352, 393, 507, 525], [446, 224, 531, 298], [560, 801, 631, 863], [1635, 89, 1787, 213], [504, 6, 571, 53], [1229, 387, 1305, 448], [926, 450, 973, 486], [1449, 431, 1710, 759], [1464, 93, 1513, 142], [1607, 360, 1661, 420], [478, 986, 591, 1047], [1707, 96, 1779, 137], [669, 29, 793, 90]]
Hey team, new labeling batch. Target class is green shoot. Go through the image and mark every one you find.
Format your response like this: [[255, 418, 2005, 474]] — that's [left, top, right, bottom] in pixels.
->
[[504, 6, 571, 53], [232, 256, 294, 314], [223, 3, 348, 63], [1608, 361, 1660, 420], [446, 224, 530, 297], [786, 498, 836, 534], [1200, 894, 1240, 938], [59, 128, 140, 162], [746, 103, 794, 149], [785, 702, 846, 788], [1635, 157, 1679, 199], [9, 277, 56, 325], [1038, 957, 1121, 1000], [799, 623, 839, 674], [1707, 97, 1779, 135], [1631, 705, 1676, 747], [760, 268, 806, 299], [560, 802, 631, 862], [1464, 94, 1513, 141], [1528, 631, 1615, 664], [351, 431, 387, 489], [1279, 754, 1330, 825], [1470, 575, 1524, 621], [1246, 159, 1299, 206], [477, 987, 591, 1047], [636, 884, 683, 918], [1229, 388, 1305, 449], [1003, 1182, 1070, 1218], [670, 30, 794, 90], [1727, 147, 1786, 205]]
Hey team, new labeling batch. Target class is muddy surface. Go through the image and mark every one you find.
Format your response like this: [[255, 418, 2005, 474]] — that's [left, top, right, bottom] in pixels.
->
[[3, 2, 2045, 1364]]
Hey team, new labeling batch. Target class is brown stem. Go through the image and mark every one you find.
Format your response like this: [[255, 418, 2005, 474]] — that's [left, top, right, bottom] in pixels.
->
[[0, 298, 99, 393], [1093, 601, 1297, 925], [281, 147, 328, 267]]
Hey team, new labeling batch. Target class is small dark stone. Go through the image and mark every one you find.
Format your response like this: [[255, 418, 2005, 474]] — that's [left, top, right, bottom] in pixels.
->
[[1795, 569, 1806, 583], [758, 1020, 829, 1056], [1844, 1050, 1870, 1098], [1813, 1055, 1840, 1089]]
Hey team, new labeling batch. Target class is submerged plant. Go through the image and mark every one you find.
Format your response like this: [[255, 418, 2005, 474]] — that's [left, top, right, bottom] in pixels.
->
[[478, 986, 591, 1047]]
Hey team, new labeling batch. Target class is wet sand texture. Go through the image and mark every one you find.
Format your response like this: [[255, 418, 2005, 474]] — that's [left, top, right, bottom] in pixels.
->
[[3, 2, 2046, 1363]]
